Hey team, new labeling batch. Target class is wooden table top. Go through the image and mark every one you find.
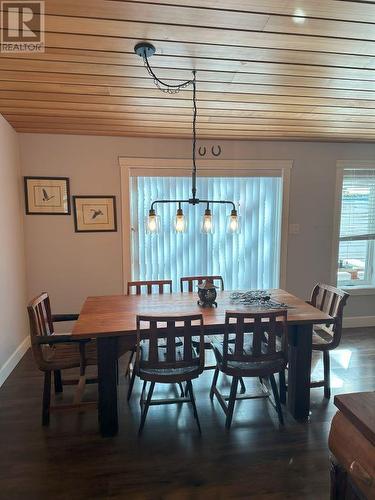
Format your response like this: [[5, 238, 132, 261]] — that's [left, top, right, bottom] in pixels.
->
[[72, 289, 334, 338], [334, 392, 375, 447]]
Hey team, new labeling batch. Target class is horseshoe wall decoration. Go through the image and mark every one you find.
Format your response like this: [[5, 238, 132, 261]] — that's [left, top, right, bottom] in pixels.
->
[[211, 145, 222, 157], [198, 146, 207, 156]]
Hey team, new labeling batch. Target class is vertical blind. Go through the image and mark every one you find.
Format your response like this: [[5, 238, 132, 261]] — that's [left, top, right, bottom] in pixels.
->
[[131, 175, 282, 291]]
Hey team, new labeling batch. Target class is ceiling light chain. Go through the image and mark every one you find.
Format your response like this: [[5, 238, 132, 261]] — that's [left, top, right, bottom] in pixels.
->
[[139, 44, 193, 94]]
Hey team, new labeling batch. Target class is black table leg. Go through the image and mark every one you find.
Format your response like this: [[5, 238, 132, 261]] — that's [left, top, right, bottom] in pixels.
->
[[287, 324, 313, 421], [97, 336, 118, 437]]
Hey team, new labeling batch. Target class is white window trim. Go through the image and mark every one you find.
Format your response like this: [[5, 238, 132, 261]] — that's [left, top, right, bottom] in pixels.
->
[[332, 160, 375, 295], [119, 157, 293, 293]]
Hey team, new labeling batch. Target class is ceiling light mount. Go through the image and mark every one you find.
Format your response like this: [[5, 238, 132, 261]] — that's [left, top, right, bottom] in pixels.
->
[[134, 42, 156, 59]]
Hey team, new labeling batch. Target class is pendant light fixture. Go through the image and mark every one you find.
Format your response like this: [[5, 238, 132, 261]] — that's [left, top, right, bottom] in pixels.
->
[[134, 42, 239, 235]]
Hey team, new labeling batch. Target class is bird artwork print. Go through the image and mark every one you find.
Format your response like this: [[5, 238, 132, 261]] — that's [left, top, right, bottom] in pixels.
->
[[90, 208, 104, 220], [42, 188, 55, 202]]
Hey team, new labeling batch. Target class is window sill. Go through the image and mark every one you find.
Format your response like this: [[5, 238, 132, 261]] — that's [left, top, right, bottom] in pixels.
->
[[341, 286, 375, 296]]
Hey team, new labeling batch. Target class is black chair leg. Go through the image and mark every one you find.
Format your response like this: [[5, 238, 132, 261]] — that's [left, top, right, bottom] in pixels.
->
[[53, 370, 63, 393], [239, 377, 246, 394], [210, 367, 219, 399], [42, 371, 51, 426], [186, 380, 201, 434], [127, 366, 137, 401], [323, 351, 331, 399], [269, 373, 284, 425], [279, 370, 286, 405], [139, 381, 155, 434], [225, 377, 239, 429], [140, 380, 147, 406], [178, 382, 184, 397], [125, 350, 135, 378]]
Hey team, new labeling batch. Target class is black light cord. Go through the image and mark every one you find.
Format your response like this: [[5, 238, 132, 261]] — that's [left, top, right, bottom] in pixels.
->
[[192, 71, 197, 200]]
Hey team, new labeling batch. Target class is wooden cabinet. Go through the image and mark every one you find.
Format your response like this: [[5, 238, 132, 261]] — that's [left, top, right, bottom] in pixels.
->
[[329, 392, 375, 499]]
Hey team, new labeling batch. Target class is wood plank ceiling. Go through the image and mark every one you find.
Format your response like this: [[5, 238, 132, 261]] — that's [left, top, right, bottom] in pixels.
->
[[1, 0, 375, 141]]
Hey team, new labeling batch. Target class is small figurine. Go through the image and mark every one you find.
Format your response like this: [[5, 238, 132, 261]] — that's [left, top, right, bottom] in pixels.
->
[[197, 280, 218, 308]]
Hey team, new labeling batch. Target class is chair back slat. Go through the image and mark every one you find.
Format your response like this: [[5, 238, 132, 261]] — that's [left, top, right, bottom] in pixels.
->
[[234, 316, 245, 356], [252, 316, 262, 357], [27, 292, 55, 370], [222, 310, 288, 367], [328, 292, 337, 317], [183, 320, 193, 363], [166, 321, 176, 363], [28, 292, 54, 338], [148, 320, 159, 364], [266, 316, 277, 354], [310, 283, 349, 348], [320, 288, 328, 311], [180, 275, 224, 292], [135, 314, 204, 373], [127, 280, 172, 295]]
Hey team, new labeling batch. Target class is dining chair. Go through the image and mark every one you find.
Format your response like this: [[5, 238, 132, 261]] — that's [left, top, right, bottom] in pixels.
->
[[126, 279, 174, 400], [135, 313, 205, 434], [180, 275, 224, 292], [309, 283, 349, 398], [27, 292, 97, 426], [127, 279, 172, 295], [210, 310, 288, 429]]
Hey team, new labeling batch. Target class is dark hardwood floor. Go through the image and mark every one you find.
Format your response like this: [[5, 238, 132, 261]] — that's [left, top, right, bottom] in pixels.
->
[[0, 328, 374, 500]]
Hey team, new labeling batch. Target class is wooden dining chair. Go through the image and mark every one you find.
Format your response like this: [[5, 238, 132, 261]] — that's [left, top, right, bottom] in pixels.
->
[[126, 279, 173, 400], [127, 279, 172, 295], [180, 275, 224, 292], [309, 283, 349, 398], [135, 314, 205, 434], [210, 310, 288, 429], [27, 292, 97, 426]]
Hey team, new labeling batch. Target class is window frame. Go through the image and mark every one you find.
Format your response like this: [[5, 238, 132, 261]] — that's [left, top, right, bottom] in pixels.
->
[[119, 158, 292, 293], [332, 161, 375, 292]]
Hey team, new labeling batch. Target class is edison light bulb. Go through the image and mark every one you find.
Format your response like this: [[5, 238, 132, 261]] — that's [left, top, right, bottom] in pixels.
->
[[145, 209, 160, 234], [201, 207, 213, 234], [174, 207, 187, 233], [227, 209, 240, 234]]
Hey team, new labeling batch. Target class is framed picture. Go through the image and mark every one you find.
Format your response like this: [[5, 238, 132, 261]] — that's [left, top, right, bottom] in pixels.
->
[[73, 196, 117, 232], [24, 176, 70, 215]]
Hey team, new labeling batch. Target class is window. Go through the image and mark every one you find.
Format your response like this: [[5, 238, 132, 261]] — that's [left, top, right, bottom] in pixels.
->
[[130, 174, 283, 291], [337, 169, 375, 286]]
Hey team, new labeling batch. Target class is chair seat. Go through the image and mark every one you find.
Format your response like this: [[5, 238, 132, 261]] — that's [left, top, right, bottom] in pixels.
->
[[312, 327, 334, 351], [139, 365, 199, 377], [42, 338, 97, 370], [138, 342, 200, 382], [212, 335, 286, 377]]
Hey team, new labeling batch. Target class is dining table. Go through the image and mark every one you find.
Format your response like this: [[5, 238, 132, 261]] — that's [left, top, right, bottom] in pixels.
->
[[72, 289, 334, 437]]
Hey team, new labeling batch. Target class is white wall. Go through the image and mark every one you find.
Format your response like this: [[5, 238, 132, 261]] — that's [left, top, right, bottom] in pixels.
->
[[0, 117, 29, 386], [19, 133, 375, 319]]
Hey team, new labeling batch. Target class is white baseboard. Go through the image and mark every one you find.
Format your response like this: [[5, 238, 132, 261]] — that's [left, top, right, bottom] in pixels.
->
[[343, 315, 375, 328], [0, 336, 30, 387]]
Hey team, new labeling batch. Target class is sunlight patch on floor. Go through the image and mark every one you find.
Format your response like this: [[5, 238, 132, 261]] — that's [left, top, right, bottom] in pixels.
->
[[311, 349, 353, 389]]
